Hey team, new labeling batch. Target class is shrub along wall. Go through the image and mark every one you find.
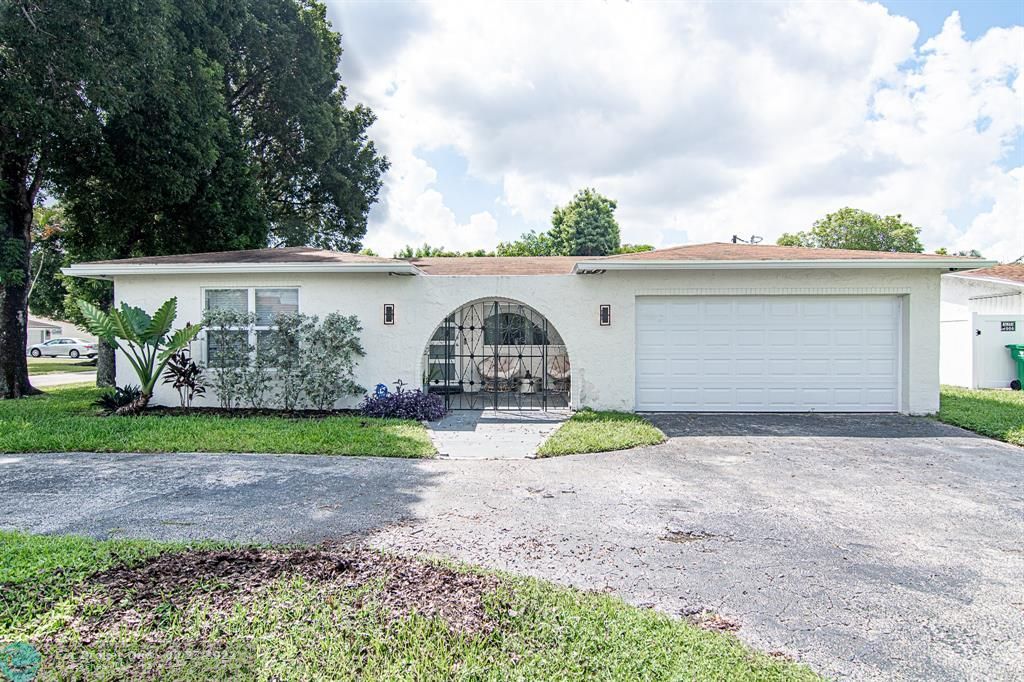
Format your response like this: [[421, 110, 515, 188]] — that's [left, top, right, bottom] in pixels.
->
[[202, 310, 365, 411]]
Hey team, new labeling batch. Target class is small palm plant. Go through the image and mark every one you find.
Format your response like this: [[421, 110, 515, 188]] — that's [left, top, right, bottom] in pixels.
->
[[76, 297, 202, 415]]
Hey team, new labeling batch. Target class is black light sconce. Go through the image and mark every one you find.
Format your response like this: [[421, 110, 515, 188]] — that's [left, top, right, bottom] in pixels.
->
[[599, 304, 611, 326], [384, 304, 395, 325]]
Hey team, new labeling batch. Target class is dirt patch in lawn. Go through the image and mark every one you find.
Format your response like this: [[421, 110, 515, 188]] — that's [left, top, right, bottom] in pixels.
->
[[76, 545, 501, 636], [687, 610, 741, 633]]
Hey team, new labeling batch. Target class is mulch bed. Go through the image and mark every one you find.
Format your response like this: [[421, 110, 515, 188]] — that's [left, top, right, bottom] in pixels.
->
[[72, 545, 501, 638]]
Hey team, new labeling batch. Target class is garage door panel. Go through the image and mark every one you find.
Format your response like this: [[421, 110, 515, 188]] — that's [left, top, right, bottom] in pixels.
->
[[635, 295, 900, 412]]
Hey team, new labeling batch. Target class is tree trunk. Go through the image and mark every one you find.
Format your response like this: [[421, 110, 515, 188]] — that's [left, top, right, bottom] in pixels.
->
[[96, 341, 116, 387], [115, 391, 150, 416], [0, 155, 40, 399]]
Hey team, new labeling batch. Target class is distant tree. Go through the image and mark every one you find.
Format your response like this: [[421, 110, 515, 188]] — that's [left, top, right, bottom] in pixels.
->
[[395, 244, 493, 258], [495, 189, 624, 257], [778, 208, 923, 253], [616, 243, 655, 254], [27, 205, 69, 321], [495, 230, 558, 256], [935, 247, 984, 258], [550, 188, 620, 256], [358, 247, 378, 256]]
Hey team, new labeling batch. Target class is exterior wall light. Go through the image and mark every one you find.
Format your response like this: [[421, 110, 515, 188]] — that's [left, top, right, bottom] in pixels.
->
[[384, 304, 395, 325], [599, 304, 611, 326]]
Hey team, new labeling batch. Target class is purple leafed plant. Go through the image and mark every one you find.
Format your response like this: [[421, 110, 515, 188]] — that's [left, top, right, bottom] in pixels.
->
[[359, 380, 446, 421]]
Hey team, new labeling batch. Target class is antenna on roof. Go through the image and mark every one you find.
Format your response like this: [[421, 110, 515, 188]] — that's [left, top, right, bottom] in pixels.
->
[[731, 235, 763, 244]]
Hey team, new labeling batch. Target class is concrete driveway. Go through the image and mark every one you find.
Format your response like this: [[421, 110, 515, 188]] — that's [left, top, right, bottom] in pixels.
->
[[1, 414, 1021, 680]]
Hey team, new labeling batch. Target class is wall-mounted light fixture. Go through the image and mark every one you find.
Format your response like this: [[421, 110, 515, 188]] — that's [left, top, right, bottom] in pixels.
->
[[384, 304, 395, 325], [599, 304, 611, 326]]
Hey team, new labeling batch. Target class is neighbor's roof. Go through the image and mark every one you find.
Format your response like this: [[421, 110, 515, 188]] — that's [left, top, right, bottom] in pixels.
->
[[62, 243, 994, 279], [948, 263, 1024, 287], [28, 318, 62, 329]]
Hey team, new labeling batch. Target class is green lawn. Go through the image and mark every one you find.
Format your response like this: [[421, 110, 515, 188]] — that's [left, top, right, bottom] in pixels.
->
[[0, 531, 816, 681], [937, 386, 1024, 446], [0, 385, 435, 457], [538, 410, 666, 457], [27, 357, 96, 375]]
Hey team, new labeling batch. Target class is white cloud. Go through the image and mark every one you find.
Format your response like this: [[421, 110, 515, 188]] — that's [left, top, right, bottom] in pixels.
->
[[330, 1, 1024, 261]]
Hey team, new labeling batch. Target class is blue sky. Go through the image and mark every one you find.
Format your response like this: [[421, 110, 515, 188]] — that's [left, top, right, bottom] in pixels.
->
[[883, 0, 1022, 42], [329, 0, 1024, 261]]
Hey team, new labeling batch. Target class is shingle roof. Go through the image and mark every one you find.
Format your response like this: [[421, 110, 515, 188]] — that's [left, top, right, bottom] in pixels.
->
[[599, 242, 978, 262], [83, 246, 404, 266], [410, 256, 581, 275], [952, 263, 1024, 286], [71, 242, 990, 276]]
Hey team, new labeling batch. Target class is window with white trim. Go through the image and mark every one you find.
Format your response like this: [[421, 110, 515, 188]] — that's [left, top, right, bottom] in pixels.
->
[[203, 287, 298, 365]]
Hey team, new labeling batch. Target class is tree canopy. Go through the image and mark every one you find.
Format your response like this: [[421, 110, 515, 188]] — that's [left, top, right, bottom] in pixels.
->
[[934, 247, 984, 258], [2, 0, 387, 396], [550, 188, 621, 256], [777, 208, 924, 253], [495, 188, 649, 257], [394, 244, 493, 258]]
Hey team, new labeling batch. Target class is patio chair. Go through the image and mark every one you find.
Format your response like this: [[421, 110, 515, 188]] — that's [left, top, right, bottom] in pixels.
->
[[478, 356, 519, 392], [547, 355, 571, 393]]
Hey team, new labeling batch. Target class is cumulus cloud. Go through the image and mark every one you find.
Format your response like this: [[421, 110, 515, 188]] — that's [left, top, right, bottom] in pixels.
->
[[329, 1, 1023, 260]]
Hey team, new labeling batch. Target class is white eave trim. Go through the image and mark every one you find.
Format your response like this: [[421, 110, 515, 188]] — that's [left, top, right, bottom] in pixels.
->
[[572, 258, 998, 273], [62, 262, 422, 279]]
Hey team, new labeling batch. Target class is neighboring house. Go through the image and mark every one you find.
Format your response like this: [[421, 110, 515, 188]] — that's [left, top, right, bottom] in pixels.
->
[[27, 318, 62, 346], [64, 243, 991, 415], [27, 316, 98, 347], [940, 264, 1024, 389]]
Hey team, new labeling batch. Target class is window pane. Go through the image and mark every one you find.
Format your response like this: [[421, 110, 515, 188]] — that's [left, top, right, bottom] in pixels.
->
[[205, 289, 248, 314], [255, 288, 299, 325], [207, 330, 248, 368]]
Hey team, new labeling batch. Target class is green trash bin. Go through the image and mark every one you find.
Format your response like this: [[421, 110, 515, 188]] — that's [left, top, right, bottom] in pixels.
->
[[1006, 344, 1024, 390]]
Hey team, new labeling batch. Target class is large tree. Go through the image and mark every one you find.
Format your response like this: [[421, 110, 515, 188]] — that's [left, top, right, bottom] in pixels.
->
[[4, 0, 388, 394], [0, 0, 164, 397], [778, 208, 924, 253]]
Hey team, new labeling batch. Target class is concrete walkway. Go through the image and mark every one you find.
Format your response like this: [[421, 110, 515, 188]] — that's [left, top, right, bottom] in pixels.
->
[[428, 409, 568, 459], [31, 372, 96, 387]]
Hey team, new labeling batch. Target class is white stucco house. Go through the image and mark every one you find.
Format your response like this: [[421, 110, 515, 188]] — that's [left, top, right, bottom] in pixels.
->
[[27, 318, 63, 346], [940, 264, 1024, 389], [64, 243, 991, 415]]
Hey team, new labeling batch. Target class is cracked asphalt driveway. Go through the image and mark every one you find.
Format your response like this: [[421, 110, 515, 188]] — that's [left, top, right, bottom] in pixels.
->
[[2, 413, 1022, 680]]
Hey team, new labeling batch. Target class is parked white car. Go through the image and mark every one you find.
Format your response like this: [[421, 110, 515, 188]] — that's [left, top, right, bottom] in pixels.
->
[[28, 337, 98, 359]]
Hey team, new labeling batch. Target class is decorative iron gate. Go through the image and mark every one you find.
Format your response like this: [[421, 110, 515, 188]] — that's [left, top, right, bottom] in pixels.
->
[[424, 300, 570, 410]]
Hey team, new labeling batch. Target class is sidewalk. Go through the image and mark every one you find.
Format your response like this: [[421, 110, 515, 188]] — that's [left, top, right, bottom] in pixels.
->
[[31, 372, 97, 387]]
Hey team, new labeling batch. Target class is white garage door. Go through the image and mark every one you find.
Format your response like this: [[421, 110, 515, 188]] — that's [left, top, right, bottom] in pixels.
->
[[635, 296, 900, 412]]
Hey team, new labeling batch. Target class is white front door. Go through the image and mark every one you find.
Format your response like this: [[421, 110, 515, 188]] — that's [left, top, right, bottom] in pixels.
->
[[635, 295, 901, 412]]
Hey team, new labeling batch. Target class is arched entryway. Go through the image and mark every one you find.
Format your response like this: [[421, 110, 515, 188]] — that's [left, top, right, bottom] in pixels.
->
[[423, 299, 570, 410]]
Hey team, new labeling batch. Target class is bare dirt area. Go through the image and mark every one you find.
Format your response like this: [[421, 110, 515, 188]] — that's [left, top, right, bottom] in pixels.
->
[[73, 545, 502, 638]]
